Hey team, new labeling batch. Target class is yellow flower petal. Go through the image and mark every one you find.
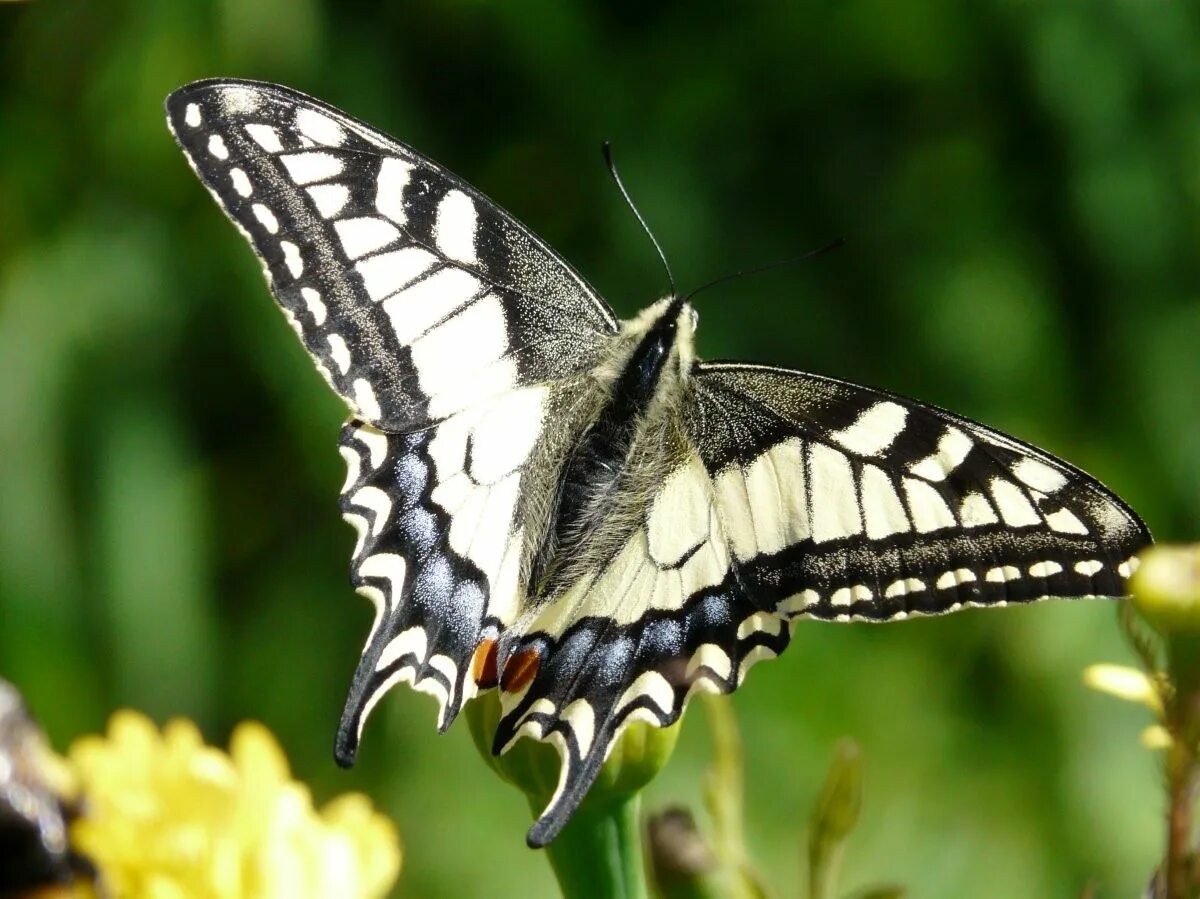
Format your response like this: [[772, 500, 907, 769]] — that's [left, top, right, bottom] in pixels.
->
[[67, 712, 402, 899]]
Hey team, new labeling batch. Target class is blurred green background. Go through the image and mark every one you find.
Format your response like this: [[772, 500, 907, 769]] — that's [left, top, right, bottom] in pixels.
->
[[1, 0, 1198, 896]]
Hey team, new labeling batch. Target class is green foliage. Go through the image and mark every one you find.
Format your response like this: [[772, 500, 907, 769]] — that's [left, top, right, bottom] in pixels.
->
[[1, 1, 1198, 896]]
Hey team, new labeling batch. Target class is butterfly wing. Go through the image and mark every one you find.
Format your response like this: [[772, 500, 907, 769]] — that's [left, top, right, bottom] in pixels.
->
[[166, 80, 614, 758], [165, 79, 616, 430], [335, 377, 588, 755], [495, 360, 1149, 846], [686, 362, 1149, 613]]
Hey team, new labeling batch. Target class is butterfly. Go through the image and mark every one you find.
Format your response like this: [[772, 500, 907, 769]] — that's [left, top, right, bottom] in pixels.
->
[[165, 79, 1151, 847]]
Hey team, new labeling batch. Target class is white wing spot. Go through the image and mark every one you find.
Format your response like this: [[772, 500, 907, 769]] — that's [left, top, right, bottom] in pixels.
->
[[251, 204, 279, 234], [334, 216, 401, 259], [353, 379, 382, 421], [327, 334, 352, 374], [280, 151, 345, 185], [885, 578, 925, 598], [1013, 458, 1069, 493], [936, 569, 976, 590], [778, 589, 820, 615], [357, 554, 407, 617], [357, 247, 439, 303], [280, 241, 303, 277], [342, 511, 369, 559], [244, 123, 284, 153], [685, 644, 732, 681], [217, 86, 259, 115], [376, 157, 413, 225], [1046, 507, 1089, 535], [300, 287, 327, 325], [351, 486, 393, 537], [860, 464, 910, 539], [959, 492, 999, 528], [828, 401, 908, 457], [985, 565, 1021, 583], [184, 103, 201, 127], [1029, 561, 1063, 578], [306, 183, 350, 218], [375, 623, 426, 672], [990, 479, 1041, 527], [229, 167, 252, 197], [830, 586, 871, 606], [1118, 557, 1140, 578], [616, 672, 675, 717], [207, 134, 229, 160], [903, 478, 956, 533], [909, 427, 973, 482], [339, 444, 362, 494], [809, 443, 863, 543], [384, 271, 485, 345], [296, 108, 346, 146], [434, 190, 479, 264], [736, 612, 782, 639], [410, 295, 508, 395], [353, 425, 389, 471], [1074, 559, 1104, 577]]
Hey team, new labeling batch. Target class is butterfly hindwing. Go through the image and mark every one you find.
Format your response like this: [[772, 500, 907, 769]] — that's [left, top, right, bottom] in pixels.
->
[[165, 79, 616, 431], [335, 380, 573, 755]]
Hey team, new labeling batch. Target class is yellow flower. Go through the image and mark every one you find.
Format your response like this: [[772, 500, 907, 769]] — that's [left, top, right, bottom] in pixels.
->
[[66, 711, 400, 899]]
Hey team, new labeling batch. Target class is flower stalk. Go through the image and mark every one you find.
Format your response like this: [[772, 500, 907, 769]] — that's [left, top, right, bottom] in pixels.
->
[[540, 793, 648, 899], [1089, 545, 1200, 898], [465, 691, 679, 898]]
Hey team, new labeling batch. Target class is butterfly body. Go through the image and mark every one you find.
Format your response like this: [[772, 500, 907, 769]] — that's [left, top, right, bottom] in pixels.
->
[[529, 298, 694, 601], [166, 79, 1150, 847]]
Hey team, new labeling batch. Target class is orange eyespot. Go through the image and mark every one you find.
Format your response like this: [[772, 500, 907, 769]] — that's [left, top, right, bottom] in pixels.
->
[[471, 638, 499, 689], [500, 647, 541, 694]]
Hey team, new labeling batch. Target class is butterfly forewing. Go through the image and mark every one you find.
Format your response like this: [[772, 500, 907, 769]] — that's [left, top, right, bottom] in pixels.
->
[[165, 79, 616, 431], [687, 363, 1148, 617]]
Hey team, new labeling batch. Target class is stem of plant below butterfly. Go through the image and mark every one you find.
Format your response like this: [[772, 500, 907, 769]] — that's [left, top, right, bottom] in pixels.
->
[[535, 792, 648, 897], [537, 793, 648, 899], [1164, 709, 1198, 899], [1164, 634, 1200, 899]]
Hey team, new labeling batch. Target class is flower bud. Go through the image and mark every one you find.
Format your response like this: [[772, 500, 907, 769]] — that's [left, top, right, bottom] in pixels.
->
[[465, 690, 680, 811], [810, 738, 863, 847], [645, 807, 722, 899], [1130, 545, 1200, 635], [1082, 663, 1162, 713]]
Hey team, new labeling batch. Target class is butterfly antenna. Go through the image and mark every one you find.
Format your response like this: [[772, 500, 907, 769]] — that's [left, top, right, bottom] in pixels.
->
[[602, 141, 677, 298], [681, 237, 845, 305]]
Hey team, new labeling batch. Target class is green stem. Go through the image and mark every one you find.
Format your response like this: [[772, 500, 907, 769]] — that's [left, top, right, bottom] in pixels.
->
[[537, 793, 648, 899], [1165, 633, 1200, 899]]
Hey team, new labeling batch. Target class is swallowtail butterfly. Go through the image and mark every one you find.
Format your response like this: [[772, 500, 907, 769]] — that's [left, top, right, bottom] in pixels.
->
[[166, 79, 1151, 847]]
